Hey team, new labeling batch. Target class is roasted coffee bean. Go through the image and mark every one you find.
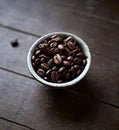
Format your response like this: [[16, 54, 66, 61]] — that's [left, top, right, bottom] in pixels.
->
[[61, 55, 66, 60], [37, 69, 45, 77], [41, 63, 49, 70], [63, 60, 71, 66], [51, 71, 58, 82], [50, 42, 57, 47], [52, 66, 58, 71], [50, 47, 55, 52], [79, 66, 84, 70], [35, 50, 41, 57], [62, 69, 68, 75], [35, 47, 39, 51], [72, 72, 77, 79], [58, 67, 66, 73], [48, 40, 53, 44], [65, 36, 73, 42], [77, 69, 82, 75], [76, 52, 85, 58], [58, 80, 64, 83], [65, 73, 71, 79], [73, 58, 82, 65], [58, 44, 64, 50], [65, 47, 71, 53], [35, 58, 40, 65], [44, 77, 49, 81], [44, 47, 51, 56], [74, 65, 80, 70], [40, 57, 46, 63], [32, 62, 38, 69], [67, 56, 73, 62], [38, 43, 48, 49], [39, 54, 49, 59], [46, 69, 52, 77], [47, 59, 54, 67], [70, 49, 79, 57], [83, 59, 87, 66], [53, 48, 59, 55], [51, 34, 58, 39], [32, 55, 35, 61], [10, 39, 19, 47], [67, 41, 76, 50], [69, 66, 75, 72], [54, 54, 62, 64], [52, 36, 62, 42]]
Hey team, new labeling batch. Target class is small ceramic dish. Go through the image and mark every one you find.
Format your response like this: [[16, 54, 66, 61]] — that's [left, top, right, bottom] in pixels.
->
[[27, 32, 91, 88]]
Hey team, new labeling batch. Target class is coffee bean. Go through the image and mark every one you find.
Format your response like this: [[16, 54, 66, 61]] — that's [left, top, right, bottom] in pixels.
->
[[35, 47, 39, 51], [63, 60, 71, 66], [58, 44, 64, 50], [83, 59, 87, 66], [52, 66, 58, 71], [38, 43, 48, 49], [67, 56, 74, 62], [39, 54, 49, 59], [73, 58, 82, 65], [65, 36, 73, 42], [50, 47, 55, 52], [50, 42, 57, 47], [53, 48, 59, 55], [72, 72, 77, 79], [37, 69, 45, 77], [58, 67, 66, 73], [67, 41, 76, 50], [77, 69, 82, 75], [65, 47, 71, 53], [69, 66, 75, 72], [44, 77, 49, 81], [74, 65, 80, 70], [41, 63, 49, 70], [32, 55, 35, 61], [58, 80, 64, 83], [10, 39, 19, 47], [40, 57, 46, 63], [47, 59, 54, 67], [35, 58, 40, 65], [76, 52, 85, 58], [62, 69, 68, 75], [32, 62, 38, 70], [46, 69, 52, 77], [35, 50, 41, 57], [65, 73, 71, 79], [54, 54, 62, 64], [52, 36, 62, 42], [51, 34, 58, 39], [61, 55, 66, 60], [51, 71, 58, 82]]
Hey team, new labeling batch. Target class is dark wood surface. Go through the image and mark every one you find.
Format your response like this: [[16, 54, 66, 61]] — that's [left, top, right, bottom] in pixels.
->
[[0, 0, 119, 130]]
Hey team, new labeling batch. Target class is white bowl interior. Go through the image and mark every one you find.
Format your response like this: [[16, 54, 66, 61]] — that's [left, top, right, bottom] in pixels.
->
[[27, 32, 91, 87]]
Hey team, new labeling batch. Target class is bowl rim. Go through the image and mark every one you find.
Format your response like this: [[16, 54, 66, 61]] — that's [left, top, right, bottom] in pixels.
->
[[27, 32, 91, 87]]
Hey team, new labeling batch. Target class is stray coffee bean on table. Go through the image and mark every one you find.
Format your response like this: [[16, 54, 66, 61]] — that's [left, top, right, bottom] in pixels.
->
[[32, 34, 87, 83]]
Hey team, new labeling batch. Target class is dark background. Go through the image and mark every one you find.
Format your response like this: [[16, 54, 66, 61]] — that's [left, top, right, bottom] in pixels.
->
[[0, 0, 119, 130]]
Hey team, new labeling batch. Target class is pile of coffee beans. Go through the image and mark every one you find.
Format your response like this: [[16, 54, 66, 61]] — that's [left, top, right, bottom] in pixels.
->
[[32, 34, 87, 83]]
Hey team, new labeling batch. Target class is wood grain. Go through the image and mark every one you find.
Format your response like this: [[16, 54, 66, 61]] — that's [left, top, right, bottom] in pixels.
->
[[0, 118, 31, 130], [0, 69, 119, 130], [0, 27, 119, 106], [0, 0, 119, 61], [45, 0, 119, 23]]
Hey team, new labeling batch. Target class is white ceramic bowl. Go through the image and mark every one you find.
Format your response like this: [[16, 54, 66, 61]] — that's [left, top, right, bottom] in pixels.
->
[[27, 32, 91, 88]]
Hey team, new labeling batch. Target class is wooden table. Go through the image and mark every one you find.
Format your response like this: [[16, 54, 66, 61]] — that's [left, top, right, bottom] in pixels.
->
[[0, 0, 119, 130]]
